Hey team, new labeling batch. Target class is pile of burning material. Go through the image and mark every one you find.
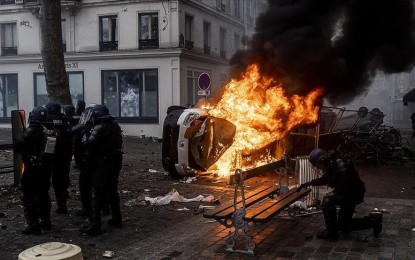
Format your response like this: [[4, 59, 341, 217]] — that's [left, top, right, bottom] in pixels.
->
[[162, 65, 323, 178]]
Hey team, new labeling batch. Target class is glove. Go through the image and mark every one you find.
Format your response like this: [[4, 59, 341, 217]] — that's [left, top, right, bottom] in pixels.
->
[[297, 183, 309, 192]]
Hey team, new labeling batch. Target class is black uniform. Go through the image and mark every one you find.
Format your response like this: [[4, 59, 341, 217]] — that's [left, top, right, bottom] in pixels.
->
[[411, 113, 415, 138], [80, 115, 123, 235], [45, 102, 73, 214], [72, 119, 94, 216], [16, 121, 51, 235], [300, 156, 382, 239]]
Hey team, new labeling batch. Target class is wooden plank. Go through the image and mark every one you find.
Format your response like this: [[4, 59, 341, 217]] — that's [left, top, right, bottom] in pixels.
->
[[213, 185, 280, 219], [203, 184, 277, 218], [243, 188, 298, 220], [247, 188, 311, 222]]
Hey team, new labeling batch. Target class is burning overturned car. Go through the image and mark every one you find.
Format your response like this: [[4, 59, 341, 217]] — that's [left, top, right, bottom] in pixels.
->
[[162, 65, 323, 178]]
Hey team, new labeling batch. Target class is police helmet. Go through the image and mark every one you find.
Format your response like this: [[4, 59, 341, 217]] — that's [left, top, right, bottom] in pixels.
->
[[45, 101, 62, 116], [309, 148, 329, 167], [29, 106, 48, 123], [62, 104, 75, 116], [75, 100, 86, 115], [92, 105, 110, 119]]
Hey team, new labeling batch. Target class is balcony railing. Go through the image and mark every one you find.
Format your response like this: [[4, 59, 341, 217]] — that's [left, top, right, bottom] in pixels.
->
[[23, 0, 38, 4], [139, 39, 159, 50], [99, 41, 118, 52], [0, 0, 15, 5], [185, 40, 193, 50], [1, 47, 17, 56], [220, 50, 226, 59], [203, 45, 210, 54]]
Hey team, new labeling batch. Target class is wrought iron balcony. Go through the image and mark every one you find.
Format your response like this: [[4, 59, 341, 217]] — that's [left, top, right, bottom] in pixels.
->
[[204, 45, 210, 54], [139, 39, 159, 50], [185, 40, 193, 50], [99, 41, 118, 52], [1, 47, 17, 56]]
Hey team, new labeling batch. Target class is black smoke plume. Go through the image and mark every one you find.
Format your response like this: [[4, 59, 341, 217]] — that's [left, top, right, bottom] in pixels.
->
[[230, 0, 415, 104]]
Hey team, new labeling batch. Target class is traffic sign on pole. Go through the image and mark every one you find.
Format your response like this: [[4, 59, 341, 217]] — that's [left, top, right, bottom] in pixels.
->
[[198, 73, 211, 91]]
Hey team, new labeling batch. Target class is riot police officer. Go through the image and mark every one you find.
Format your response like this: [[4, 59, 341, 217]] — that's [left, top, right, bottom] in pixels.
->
[[298, 148, 382, 240], [72, 106, 95, 216], [75, 100, 86, 116], [16, 107, 52, 235], [79, 105, 123, 235], [45, 101, 72, 214]]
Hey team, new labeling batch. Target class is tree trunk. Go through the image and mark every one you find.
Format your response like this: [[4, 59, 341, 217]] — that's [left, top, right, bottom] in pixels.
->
[[39, 0, 72, 105]]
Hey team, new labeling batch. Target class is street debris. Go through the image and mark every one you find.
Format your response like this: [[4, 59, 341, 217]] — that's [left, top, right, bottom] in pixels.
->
[[103, 251, 115, 258], [176, 207, 190, 211], [180, 177, 197, 183], [144, 189, 215, 206]]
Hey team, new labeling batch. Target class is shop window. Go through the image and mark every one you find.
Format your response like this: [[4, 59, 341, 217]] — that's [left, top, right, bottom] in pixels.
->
[[34, 72, 84, 106], [0, 74, 18, 119], [101, 69, 159, 122]]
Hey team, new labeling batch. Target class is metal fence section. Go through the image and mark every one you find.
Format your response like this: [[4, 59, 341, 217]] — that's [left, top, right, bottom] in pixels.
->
[[295, 156, 320, 207]]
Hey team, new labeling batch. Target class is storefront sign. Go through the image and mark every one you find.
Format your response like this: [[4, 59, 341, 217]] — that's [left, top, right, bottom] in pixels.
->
[[37, 62, 79, 70]]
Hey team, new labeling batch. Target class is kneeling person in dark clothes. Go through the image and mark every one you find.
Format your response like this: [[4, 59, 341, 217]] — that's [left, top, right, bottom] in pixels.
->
[[16, 107, 52, 235], [79, 105, 123, 236], [297, 148, 382, 240]]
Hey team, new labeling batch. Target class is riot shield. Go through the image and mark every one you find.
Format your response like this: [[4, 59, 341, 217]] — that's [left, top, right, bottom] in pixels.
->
[[11, 110, 26, 186]]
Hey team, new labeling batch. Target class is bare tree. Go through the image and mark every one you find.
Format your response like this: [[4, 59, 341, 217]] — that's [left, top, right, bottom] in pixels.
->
[[39, 0, 72, 105]]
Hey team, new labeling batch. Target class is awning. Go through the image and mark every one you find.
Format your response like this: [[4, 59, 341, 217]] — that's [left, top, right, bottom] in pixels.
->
[[403, 88, 415, 105]]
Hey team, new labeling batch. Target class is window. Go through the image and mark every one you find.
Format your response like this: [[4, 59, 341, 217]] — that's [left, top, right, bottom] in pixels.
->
[[34, 72, 84, 106], [99, 16, 118, 51], [61, 19, 66, 52], [220, 27, 226, 59], [203, 22, 210, 54], [139, 13, 159, 49], [187, 70, 202, 106], [184, 15, 193, 50], [0, 74, 18, 119], [234, 0, 241, 19], [0, 0, 15, 5], [234, 33, 240, 53], [102, 69, 158, 122], [1, 23, 17, 56]]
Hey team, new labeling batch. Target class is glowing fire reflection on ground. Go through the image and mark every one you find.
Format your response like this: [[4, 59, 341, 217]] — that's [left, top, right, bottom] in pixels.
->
[[202, 64, 323, 177]]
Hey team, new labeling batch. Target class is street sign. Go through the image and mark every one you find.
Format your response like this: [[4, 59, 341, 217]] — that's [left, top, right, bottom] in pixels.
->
[[198, 73, 211, 91], [198, 90, 210, 96]]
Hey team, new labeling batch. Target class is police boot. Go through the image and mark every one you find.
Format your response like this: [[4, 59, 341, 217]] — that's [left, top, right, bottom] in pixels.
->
[[22, 203, 41, 235], [80, 191, 102, 236], [21, 224, 41, 235], [317, 197, 338, 240], [370, 212, 383, 237], [55, 201, 68, 214], [39, 218, 52, 230]]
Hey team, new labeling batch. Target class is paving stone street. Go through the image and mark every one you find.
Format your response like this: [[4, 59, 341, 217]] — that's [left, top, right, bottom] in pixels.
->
[[0, 128, 415, 259]]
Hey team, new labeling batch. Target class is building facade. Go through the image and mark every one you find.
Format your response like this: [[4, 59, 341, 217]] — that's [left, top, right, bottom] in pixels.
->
[[0, 0, 263, 137]]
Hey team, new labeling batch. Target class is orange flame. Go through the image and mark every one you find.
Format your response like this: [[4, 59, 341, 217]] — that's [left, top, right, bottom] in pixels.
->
[[202, 64, 323, 177]]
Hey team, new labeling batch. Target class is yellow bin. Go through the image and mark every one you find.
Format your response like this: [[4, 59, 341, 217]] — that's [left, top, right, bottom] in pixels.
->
[[18, 242, 82, 260]]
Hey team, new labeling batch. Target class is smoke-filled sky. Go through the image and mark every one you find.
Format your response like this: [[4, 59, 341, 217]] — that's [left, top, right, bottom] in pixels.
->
[[230, 0, 415, 105]]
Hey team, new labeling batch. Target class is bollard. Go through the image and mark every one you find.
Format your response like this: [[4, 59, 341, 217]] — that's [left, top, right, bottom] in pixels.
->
[[18, 242, 82, 260]]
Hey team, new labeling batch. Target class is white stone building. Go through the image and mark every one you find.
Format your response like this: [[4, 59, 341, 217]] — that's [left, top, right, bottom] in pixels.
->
[[0, 0, 264, 137]]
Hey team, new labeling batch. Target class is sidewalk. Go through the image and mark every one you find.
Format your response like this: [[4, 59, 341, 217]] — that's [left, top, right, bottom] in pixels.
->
[[0, 127, 414, 259]]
